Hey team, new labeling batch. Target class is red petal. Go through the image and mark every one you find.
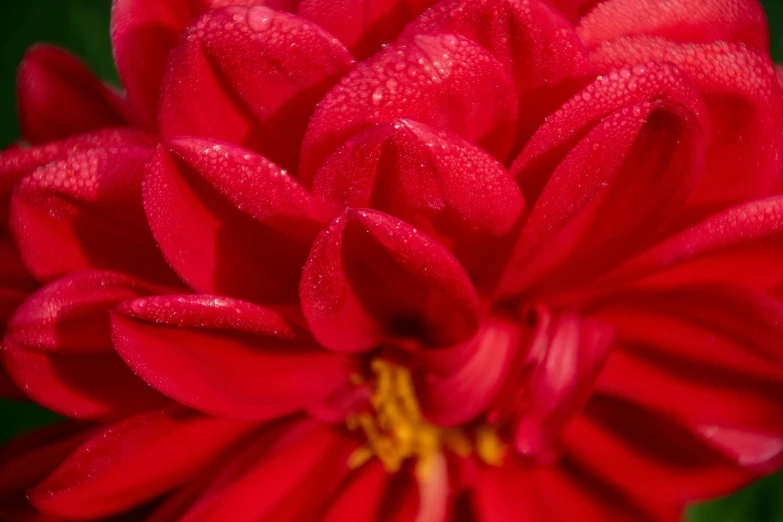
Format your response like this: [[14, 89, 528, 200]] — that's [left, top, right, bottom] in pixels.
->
[[10, 146, 179, 285], [144, 138, 330, 304], [603, 196, 783, 291], [546, 0, 604, 23], [0, 360, 25, 400], [0, 128, 156, 219], [320, 462, 391, 522], [159, 6, 354, 172], [300, 209, 481, 352], [565, 396, 759, 503], [590, 38, 783, 208], [487, 309, 614, 458], [474, 460, 676, 522], [577, 0, 769, 50], [402, 0, 591, 149], [591, 287, 783, 444], [0, 235, 37, 339], [17, 45, 130, 144], [300, 33, 518, 182], [297, 0, 438, 59], [111, 294, 355, 420], [111, 0, 285, 126], [179, 423, 356, 522], [0, 423, 88, 498], [2, 271, 171, 420], [500, 89, 705, 299], [510, 61, 706, 204], [0, 423, 89, 522], [29, 408, 255, 520], [312, 118, 524, 286], [416, 317, 521, 427]]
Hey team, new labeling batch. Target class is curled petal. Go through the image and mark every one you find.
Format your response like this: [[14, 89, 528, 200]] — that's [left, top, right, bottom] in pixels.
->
[[500, 95, 705, 299], [590, 38, 783, 208], [297, 0, 438, 59], [29, 408, 255, 520], [510, 61, 707, 203], [17, 45, 130, 143], [604, 195, 783, 290], [312, 119, 525, 286], [10, 145, 178, 285], [300, 209, 481, 353], [577, 0, 769, 50], [300, 33, 518, 182], [111, 0, 287, 125], [111, 294, 355, 420], [2, 271, 171, 420], [159, 6, 354, 172], [403, 0, 591, 148], [488, 309, 614, 458], [178, 423, 357, 522], [0, 128, 156, 220], [144, 138, 331, 304], [415, 318, 521, 427]]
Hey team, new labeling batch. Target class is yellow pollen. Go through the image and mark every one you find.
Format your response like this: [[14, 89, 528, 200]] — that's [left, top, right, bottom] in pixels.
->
[[347, 359, 506, 477]]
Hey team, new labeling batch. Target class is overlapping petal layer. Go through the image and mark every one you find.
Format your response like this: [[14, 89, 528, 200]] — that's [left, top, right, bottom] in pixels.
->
[[1, 0, 782, 520]]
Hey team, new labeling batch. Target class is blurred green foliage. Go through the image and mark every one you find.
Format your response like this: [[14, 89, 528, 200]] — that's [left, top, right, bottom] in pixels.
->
[[0, 0, 782, 519]]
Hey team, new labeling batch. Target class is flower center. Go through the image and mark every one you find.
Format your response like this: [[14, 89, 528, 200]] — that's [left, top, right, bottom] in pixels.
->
[[347, 359, 506, 478]]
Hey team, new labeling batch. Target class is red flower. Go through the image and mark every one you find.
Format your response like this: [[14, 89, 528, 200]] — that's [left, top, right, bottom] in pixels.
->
[[1, 0, 783, 520]]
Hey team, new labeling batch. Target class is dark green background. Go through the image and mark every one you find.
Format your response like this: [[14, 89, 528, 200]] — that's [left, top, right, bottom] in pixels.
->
[[1, 1, 782, 519]]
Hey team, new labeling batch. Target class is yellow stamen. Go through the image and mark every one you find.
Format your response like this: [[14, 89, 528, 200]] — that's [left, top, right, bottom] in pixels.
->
[[476, 424, 507, 466], [347, 359, 506, 477]]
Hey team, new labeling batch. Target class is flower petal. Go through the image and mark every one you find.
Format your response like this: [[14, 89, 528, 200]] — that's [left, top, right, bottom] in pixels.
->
[[416, 317, 521, 427], [0, 235, 37, 337], [312, 118, 524, 286], [402, 0, 591, 148], [300, 209, 481, 352], [0, 128, 156, 220], [111, 294, 355, 420], [10, 145, 179, 285], [590, 38, 783, 208], [179, 422, 356, 522], [2, 271, 171, 420], [0, 423, 89, 522], [509, 61, 706, 204], [111, 0, 287, 126], [565, 396, 760, 503], [590, 287, 783, 443], [473, 459, 677, 522], [29, 408, 255, 520], [17, 45, 130, 144], [487, 309, 614, 458], [577, 0, 769, 50], [603, 195, 783, 291], [144, 138, 330, 304], [546, 0, 604, 23], [297, 0, 438, 59], [159, 6, 354, 172], [319, 462, 404, 522], [500, 91, 705, 299], [300, 33, 518, 182]]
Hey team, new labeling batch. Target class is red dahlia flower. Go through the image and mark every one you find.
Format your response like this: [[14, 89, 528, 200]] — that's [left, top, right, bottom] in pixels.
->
[[1, 0, 783, 520]]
